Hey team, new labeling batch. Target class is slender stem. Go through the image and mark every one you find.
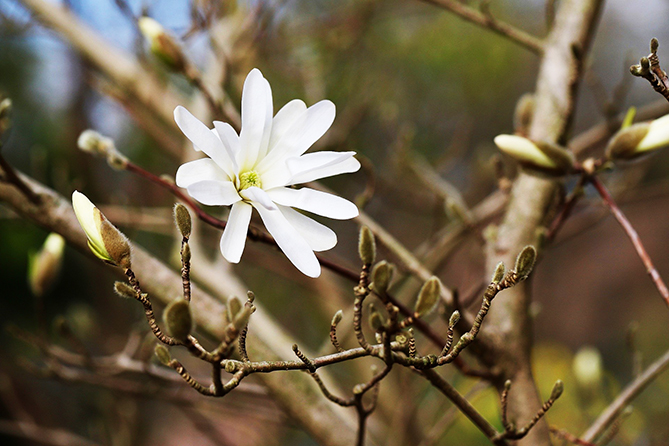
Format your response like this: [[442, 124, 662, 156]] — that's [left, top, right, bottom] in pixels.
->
[[581, 347, 669, 442], [420, 0, 544, 54], [589, 175, 669, 308], [421, 369, 507, 445]]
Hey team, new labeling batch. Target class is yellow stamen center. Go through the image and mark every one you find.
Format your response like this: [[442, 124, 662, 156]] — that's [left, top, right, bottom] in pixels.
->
[[239, 170, 262, 190]]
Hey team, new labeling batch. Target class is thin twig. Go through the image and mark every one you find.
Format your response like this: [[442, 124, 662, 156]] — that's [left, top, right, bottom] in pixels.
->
[[581, 347, 669, 443], [589, 175, 669, 308], [420, 0, 544, 54]]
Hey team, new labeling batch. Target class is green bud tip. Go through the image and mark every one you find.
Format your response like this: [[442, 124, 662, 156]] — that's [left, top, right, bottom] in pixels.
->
[[550, 379, 564, 400], [371, 261, 392, 294], [138, 17, 186, 71], [163, 299, 192, 342], [415, 277, 441, 317], [174, 204, 192, 238], [514, 245, 537, 279], [113, 281, 136, 299], [504, 380, 512, 391], [448, 310, 460, 327], [494, 135, 575, 177], [224, 361, 238, 373], [227, 297, 242, 322], [332, 310, 343, 326], [491, 262, 505, 284], [358, 226, 376, 265], [154, 345, 171, 365]]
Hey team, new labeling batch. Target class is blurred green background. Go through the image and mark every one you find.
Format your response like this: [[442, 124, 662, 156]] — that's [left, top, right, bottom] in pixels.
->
[[1, 0, 669, 445]]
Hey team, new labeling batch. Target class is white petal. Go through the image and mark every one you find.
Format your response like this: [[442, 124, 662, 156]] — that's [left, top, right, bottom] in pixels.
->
[[239, 69, 272, 171], [280, 205, 337, 252], [266, 187, 359, 220], [213, 122, 240, 172], [253, 203, 321, 278], [268, 99, 307, 152], [293, 100, 336, 156], [175, 158, 230, 188], [288, 156, 361, 185], [186, 180, 241, 206], [72, 191, 104, 250], [174, 106, 236, 176], [240, 186, 277, 210], [220, 201, 252, 263]]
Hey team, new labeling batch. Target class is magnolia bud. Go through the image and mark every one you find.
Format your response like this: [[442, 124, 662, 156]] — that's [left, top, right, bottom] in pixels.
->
[[331, 310, 343, 326], [368, 304, 384, 332], [494, 134, 575, 177], [233, 305, 253, 331], [606, 114, 669, 161], [226, 296, 242, 322], [113, 281, 136, 299], [163, 299, 192, 342], [448, 310, 460, 327], [138, 17, 187, 72], [154, 345, 172, 365], [28, 233, 65, 297], [371, 261, 392, 294], [77, 130, 114, 157], [514, 245, 537, 280], [358, 226, 376, 265], [72, 191, 131, 268], [550, 379, 564, 400], [491, 262, 505, 284], [415, 277, 441, 317], [174, 203, 191, 238]]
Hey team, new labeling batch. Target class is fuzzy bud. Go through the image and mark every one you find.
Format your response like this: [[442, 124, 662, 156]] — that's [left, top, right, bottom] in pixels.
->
[[514, 245, 537, 280], [331, 310, 343, 326], [504, 379, 512, 392], [77, 130, 115, 157], [226, 296, 242, 322], [163, 299, 192, 342], [550, 379, 564, 400], [28, 233, 66, 297], [72, 191, 131, 268], [414, 277, 441, 317], [174, 204, 191, 238], [138, 17, 187, 72], [358, 226, 376, 265], [491, 262, 505, 284], [573, 346, 603, 389], [368, 304, 384, 332], [154, 345, 172, 365], [494, 135, 575, 177], [113, 281, 136, 299], [448, 310, 460, 327], [606, 114, 669, 161], [371, 261, 392, 294], [181, 243, 191, 264]]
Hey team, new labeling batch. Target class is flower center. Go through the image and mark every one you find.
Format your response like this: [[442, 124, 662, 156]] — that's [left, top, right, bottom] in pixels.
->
[[239, 170, 262, 190]]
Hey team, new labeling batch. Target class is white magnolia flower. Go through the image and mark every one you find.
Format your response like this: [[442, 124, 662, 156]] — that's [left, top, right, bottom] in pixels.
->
[[175, 68, 360, 277]]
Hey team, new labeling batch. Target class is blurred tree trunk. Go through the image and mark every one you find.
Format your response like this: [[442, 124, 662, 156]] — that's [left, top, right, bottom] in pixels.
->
[[477, 1, 604, 445]]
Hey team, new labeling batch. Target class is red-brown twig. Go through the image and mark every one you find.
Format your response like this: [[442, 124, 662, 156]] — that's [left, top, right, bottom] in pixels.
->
[[589, 175, 669, 308], [546, 174, 587, 242]]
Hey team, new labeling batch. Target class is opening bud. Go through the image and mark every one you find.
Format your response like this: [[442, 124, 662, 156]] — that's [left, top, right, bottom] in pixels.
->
[[163, 299, 192, 342], [494, 135, 575, 177], [358, 226, 376, 265], [154, 345, 172, 366], [174, 203, 191, 238], [514, 245, 537, 280], [606, 114, 669, 161], [72, 191, 131, 268], [415, 277, 441, 317], [28, 233, 66, 297], [138, 17, 187, 72], [371, 261, 392, 294]]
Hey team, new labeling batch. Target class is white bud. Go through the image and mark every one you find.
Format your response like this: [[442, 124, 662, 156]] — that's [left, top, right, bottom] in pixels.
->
[[494, 134, 574, 177]]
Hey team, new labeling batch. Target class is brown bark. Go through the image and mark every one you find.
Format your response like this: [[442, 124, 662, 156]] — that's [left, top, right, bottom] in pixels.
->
[[477, 1, 604, 445]]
